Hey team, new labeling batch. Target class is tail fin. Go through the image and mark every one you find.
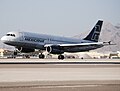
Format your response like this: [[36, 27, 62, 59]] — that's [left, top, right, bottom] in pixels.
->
[[83, 20, 103, 42]]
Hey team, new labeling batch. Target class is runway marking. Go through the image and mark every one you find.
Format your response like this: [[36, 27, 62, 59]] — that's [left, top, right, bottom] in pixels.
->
[[2, 84, 120, 89], [0, 84, 102, 89], [0, 62, 120, 64], [32, 84, 101, 88]]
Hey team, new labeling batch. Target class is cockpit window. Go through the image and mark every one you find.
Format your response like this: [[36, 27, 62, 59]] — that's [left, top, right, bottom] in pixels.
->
[[6, 34, 15, 37]]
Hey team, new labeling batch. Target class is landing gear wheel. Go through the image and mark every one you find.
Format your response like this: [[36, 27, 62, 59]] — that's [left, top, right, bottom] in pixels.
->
[[13, 51, 17, 55], [58, 55, 64, 60], [39, 54, 45, 59], [13, 51, 17, 58]]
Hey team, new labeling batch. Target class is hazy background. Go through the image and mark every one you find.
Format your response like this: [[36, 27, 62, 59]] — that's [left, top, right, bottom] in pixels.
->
[[0, 0, 120, 38]]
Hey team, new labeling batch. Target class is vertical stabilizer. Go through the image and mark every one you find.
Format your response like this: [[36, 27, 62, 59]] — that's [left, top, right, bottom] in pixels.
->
[[84, 20, 103, 42]]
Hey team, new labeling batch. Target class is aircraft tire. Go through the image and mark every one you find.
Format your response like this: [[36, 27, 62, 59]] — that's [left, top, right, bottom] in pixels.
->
[[58, 55, 64, 60], [39, 54, 45, 59]]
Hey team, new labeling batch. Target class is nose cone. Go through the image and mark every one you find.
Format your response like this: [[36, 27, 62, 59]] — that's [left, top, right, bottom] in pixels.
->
[[1, 36, 8, 43]]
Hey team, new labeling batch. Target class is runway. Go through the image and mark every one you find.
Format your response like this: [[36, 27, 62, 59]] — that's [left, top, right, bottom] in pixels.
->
[[0, 58, 120, 64], [0, 58, 120, 91]]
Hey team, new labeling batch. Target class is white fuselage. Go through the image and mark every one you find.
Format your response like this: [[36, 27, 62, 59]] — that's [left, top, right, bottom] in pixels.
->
[[1, 20, 105, 54], [1, 31, 90, 50]]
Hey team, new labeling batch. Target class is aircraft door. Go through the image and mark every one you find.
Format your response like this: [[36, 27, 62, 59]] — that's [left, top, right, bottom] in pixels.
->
[[19, 32, 24, 41]]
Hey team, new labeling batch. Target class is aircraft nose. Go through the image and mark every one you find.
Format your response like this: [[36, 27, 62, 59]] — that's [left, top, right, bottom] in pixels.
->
[[1, 36, 8, 43]]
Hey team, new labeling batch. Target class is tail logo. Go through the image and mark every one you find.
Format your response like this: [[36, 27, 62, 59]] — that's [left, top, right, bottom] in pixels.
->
[[91, 25, 100, 41]]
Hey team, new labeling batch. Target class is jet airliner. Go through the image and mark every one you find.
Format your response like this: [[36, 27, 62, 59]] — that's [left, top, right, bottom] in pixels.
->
[[1, 20, 111, 59]]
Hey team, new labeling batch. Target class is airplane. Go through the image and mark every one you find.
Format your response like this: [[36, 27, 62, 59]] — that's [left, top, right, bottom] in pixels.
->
[[1, 20, 112, 59]]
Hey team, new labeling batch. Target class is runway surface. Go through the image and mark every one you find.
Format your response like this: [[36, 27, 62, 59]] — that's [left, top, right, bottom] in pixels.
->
[[0, 58, 120, 91], [0, 58, 120, 64]]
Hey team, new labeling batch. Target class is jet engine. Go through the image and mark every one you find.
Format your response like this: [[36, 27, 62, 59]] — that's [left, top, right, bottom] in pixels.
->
[[46, 45, 64, 54]]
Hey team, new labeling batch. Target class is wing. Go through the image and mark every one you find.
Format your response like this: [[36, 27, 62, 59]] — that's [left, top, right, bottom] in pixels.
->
[[44, 42, 105, 52], [45, 42, 104, 47], [59, 42, 103, 47]]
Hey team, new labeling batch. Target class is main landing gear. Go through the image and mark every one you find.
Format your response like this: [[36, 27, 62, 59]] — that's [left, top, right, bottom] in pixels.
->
[[39, 53, 45, 59], [58, 55, 64, 60], [39, 53, 65, 60]]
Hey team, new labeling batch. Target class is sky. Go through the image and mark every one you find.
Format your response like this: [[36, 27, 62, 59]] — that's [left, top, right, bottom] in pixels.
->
[[0, 0, 120, 38]]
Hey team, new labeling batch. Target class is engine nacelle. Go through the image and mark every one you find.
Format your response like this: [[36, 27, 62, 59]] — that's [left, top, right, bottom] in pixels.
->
[[18, 47, 35, 53], [46, 45, 64, 54]]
